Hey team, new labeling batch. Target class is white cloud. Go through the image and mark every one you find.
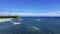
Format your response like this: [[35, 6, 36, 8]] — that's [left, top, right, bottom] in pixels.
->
[[0, 11, 60, 16]]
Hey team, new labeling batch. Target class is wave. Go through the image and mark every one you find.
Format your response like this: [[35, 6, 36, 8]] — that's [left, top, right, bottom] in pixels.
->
[[0, 18, 13, 22]]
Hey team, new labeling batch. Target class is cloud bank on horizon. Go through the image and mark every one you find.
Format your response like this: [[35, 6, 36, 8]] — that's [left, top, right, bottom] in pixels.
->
[[0, 0, 60, 17], [0, 12, 60, 16]]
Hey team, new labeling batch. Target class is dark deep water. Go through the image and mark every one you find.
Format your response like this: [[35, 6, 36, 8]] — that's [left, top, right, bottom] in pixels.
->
[[0, 16, 60, 34]]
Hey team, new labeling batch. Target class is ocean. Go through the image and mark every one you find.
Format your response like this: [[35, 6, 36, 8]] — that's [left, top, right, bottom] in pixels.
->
[[0, 16, 60, 34]]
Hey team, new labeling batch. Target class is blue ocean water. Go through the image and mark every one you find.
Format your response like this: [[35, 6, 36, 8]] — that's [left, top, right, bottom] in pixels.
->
[[0, 16, 60, 34]]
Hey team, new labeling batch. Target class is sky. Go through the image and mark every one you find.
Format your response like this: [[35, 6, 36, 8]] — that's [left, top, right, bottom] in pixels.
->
[[0, 0, 60, 16]]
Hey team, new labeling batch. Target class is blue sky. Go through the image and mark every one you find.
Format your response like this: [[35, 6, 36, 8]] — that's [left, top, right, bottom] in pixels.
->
[[0, 0, 60, 12]]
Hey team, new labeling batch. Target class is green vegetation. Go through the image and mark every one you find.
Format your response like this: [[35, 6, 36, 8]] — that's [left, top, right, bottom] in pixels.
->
[[0, 15, 19, 19]]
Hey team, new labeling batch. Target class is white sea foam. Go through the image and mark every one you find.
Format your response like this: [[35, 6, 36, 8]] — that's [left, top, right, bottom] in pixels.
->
[[32, 26, 39, 30], [37, 19, 41, 21], [19, 19, 23, 21], [13, 22, 22, 25], [0, 18, 13, 22]]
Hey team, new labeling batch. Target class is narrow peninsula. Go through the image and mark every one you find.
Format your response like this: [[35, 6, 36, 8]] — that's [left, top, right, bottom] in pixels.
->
[[0, 16, 19, 19]]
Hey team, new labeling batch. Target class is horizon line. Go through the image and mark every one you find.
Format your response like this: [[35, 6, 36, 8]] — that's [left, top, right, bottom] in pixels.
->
[[0, 11, 60, 16]]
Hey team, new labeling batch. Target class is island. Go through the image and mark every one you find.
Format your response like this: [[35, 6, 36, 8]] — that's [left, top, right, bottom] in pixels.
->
[[0, 15, 19, 19]]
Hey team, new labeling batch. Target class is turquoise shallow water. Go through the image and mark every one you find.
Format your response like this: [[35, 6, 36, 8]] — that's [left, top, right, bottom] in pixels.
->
[[0, 17, 60, 34]]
